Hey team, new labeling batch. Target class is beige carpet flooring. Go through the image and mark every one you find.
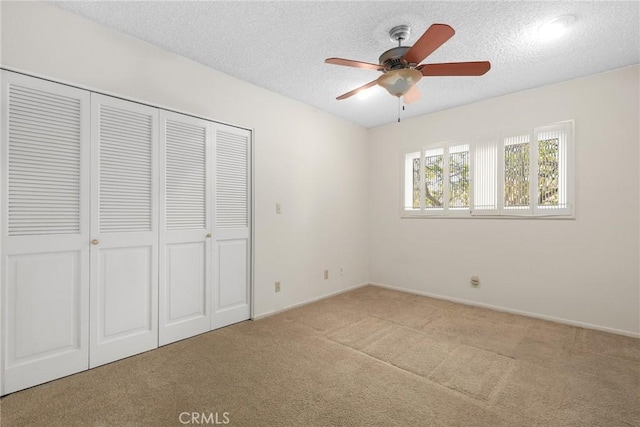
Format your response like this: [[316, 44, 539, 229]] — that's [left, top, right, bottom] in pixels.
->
[[1, 285, 639, 426]]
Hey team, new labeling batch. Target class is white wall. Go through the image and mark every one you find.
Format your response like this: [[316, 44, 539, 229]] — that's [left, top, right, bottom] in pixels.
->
[[0, 1, 370, 317], [369, 65, 640, 335]]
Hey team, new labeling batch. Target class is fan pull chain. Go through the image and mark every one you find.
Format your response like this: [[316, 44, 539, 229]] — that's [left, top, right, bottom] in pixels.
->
[[397, 98, 406, 123]]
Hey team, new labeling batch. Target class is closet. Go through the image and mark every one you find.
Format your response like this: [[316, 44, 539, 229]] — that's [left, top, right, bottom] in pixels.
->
[[0, 70, 252, 395]]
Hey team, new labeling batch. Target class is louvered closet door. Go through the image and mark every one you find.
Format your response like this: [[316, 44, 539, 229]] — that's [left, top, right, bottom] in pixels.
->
[[90, 94, 158, 368], [159, 111, 212, 346], [1, 71, 90, 395], [212, 124, 251, 330]]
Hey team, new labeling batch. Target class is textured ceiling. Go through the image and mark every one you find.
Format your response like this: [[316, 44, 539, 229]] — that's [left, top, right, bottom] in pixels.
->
[[50, 1, 640, 128]]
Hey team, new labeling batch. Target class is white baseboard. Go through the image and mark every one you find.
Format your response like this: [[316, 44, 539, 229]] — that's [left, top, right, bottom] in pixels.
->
[[252, 282, 369, 320], [370, 282, 640, 339]]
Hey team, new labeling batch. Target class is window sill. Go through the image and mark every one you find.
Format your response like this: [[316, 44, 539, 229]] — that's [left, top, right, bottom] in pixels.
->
[[400, 213, 576, 220]]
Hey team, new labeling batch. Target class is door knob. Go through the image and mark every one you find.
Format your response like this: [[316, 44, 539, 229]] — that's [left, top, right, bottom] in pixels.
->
[[91, 239, 99, 245], [206, 233, 212, 238]]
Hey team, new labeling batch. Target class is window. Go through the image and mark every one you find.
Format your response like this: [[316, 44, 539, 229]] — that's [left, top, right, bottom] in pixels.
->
[[402, 121, 574, 218], [424, 147, 444, 211]]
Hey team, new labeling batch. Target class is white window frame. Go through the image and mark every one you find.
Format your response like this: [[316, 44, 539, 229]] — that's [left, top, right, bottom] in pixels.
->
[[531, 122, 574, 217], [501, 129, 533, 217], [422, 143, 447, 216], [401, 140, 472, 218], [401, 150, 422, 216], [401, 120, 575, 219]]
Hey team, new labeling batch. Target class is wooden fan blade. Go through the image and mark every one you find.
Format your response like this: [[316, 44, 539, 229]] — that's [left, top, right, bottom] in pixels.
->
[[325, 58, 384, 71], [402, 24, 455, 65], [403, 85, 421, 104], [418, 61, 491, 76], [336, 80, 378, 100]]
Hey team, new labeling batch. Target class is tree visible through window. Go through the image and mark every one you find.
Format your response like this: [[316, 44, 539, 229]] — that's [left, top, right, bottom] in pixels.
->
[[424, 151, 444, 208], [504, 142, 530, 207], [449, 147, 469, 208], [538, 138, 559, 205]]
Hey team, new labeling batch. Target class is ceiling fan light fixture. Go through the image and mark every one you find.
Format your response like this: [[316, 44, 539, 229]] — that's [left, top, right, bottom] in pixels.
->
[[377, 68, 422, 97]]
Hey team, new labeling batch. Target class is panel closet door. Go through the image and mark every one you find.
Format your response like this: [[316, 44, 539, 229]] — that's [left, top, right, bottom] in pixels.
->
[[212, 124, 251, 330], [159, 111, 212, 346], [89, 94, 159, 368], [1, 71, 90, 395]]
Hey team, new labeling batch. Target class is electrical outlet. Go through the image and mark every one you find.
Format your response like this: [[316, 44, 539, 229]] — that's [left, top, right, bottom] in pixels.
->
[[339, 268, 344, 277], [275, 203, 282, 214], [275, 281, 281, 292], [323, 270, 329, 280], [470, 276, 480, 287]]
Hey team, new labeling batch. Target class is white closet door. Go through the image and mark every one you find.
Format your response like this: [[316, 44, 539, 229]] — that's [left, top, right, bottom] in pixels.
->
[[90, 94, 158, 368], [159, 111, 212, 345], [212, 124, 251, 330], [1, 71, 90, 395]]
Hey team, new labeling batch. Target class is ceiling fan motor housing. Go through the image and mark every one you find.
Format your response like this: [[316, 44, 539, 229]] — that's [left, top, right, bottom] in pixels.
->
[[379, 46, 412, 70], [380, 26, 415, 70]]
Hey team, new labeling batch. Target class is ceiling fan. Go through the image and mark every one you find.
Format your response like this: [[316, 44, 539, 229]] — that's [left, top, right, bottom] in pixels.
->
[[325, 24, 491, 104]]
